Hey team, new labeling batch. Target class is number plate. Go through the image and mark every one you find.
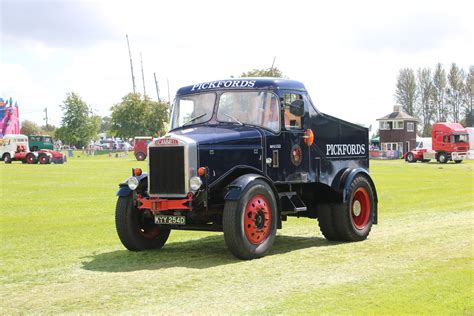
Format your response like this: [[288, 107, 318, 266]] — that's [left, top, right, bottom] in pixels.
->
[[154, 215, 186, 225]]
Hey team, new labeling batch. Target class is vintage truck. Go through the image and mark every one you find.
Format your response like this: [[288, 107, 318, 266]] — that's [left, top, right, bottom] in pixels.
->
[[1, 134, 66, 164], [115, 78, 378, 259], [1, 134, 38, 163], [133, 136, 153, 161], [405, 122, 469, 163]]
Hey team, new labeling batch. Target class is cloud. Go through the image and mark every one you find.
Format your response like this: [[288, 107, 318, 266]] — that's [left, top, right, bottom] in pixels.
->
[[354, 15, 467, 54], [1, 0, 120, 47]]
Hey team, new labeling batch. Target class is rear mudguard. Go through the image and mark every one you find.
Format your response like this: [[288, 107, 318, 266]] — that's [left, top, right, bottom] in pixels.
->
[[339, 168, 378, 224], [116, 173, 148, 197]]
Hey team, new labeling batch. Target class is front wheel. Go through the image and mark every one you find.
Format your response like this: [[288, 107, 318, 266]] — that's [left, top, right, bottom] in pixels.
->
[[437, 152, 448, 164], [3, 153, 12, 164], [223, 179, 277, 259], [454, 160, 462, 164], [135, 152, 146, 161], [115, 195, 170, 251], [406, 152, 416, 163], [332, 175, 375, 241]]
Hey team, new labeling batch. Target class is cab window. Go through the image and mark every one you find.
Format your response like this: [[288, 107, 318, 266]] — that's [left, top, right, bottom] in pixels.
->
[[283, 93, 303, 130], [217, 91, 280, 132]]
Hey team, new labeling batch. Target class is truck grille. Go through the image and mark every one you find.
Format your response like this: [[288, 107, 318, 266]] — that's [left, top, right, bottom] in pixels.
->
[[149, 146, 185, 195]]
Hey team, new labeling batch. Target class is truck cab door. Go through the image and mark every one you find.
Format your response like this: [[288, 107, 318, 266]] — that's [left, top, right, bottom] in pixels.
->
[[265, 92, 310, 183]]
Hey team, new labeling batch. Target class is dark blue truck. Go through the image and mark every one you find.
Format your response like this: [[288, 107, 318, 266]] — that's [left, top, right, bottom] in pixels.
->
[[116, 78, 378, 259]]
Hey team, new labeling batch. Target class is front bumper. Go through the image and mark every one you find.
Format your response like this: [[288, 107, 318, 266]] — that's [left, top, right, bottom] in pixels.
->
[[137, 195, 193, 213], [451, 152, 467, 160]]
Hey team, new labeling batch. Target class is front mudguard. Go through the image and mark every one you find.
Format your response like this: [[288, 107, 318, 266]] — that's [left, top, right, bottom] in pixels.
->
[[116, 173, 148, 197]]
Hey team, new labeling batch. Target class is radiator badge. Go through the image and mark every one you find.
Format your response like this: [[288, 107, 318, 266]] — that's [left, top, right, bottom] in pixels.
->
[[155, 138, 179, 146]]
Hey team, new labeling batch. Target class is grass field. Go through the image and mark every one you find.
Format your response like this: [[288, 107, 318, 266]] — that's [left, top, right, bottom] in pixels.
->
[[1, 153, 473, 314]]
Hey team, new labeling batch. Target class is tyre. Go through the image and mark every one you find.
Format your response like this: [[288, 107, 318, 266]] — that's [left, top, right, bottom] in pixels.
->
[[135, 152, 146, 161], [39, 154, 50, 164], [25, 153, 37, 164], [317, 203, 340, 241], [3, 153, 12, 164], [332, 175, 375, 241], [437, 152, 448, 164], [406, 152, 416, 163], [454, 160, 462, 164], [223, 179, 277, 259], [115, 195, 170, 251]]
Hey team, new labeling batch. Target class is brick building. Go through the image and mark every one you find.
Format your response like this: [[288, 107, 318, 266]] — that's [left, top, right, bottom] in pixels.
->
[[377, 105, 419, 154]]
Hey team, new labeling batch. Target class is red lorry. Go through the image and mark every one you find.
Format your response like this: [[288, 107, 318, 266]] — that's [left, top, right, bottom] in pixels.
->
[[133, 136, 152, 161], [405, 123, 470, 163]]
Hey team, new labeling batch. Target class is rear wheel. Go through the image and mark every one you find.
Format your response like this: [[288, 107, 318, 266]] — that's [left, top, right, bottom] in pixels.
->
[[437, 152, 448, 164], [332, 175, 375, 241], [223, 180, 277, 259], [39, 154, 50, 164], [406, 152, 416, 163], [25, 153, 37, 164], [3, 153, 12, 164], [317, 204, 340, 241], [135, 152, 146, 161], [115, 195, 170, 251]]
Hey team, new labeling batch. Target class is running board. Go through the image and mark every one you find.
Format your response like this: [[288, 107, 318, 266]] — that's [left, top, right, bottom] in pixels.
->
[[279, 192, 307, 215]]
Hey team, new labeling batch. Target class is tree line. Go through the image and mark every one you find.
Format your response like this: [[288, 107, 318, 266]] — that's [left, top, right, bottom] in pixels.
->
[[395, 63, 473, 136], [22, 92, 169, 147]]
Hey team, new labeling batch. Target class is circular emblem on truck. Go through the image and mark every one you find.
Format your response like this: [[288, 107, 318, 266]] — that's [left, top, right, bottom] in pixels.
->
[[291, 144, 302, 166]]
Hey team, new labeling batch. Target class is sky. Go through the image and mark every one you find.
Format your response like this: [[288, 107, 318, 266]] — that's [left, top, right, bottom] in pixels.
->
[[1, 0, 473, 131]]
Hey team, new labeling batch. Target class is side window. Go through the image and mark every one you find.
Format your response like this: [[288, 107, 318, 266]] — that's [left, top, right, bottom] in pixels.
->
[[283, 93, 302, 130]]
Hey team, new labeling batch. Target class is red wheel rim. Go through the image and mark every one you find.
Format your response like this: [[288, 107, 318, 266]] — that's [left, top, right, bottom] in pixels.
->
[[351, 187, 370, 230], [40, 156, 46, 163], [27, 155, 34, 163], [244, 194, 271, 245]]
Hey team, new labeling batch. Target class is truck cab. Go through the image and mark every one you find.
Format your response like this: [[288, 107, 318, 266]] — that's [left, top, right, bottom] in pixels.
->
[[1, 134, 37, 164], [405, 122, 469, 163], [115, 78, 378, 259]]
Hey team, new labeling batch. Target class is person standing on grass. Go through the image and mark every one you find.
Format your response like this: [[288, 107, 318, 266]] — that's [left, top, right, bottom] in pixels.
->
[[123, 142, 130, 158]]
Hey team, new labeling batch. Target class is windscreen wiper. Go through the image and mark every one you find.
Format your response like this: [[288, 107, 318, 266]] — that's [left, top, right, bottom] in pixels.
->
[[183, 113, 207, 126], [222, 113, 243, 125]]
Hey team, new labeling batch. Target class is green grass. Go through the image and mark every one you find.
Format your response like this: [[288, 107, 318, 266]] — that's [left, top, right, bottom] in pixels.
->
[[0, 154, 473, 314]]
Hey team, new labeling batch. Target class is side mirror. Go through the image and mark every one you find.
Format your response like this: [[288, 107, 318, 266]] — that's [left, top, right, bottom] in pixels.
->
[[289, 99, 305, 117]]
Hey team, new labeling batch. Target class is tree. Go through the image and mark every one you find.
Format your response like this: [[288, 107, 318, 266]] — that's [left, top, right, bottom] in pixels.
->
[[41, 124, 56, 135], [100, 116, 111, 133], [20, 120, 41, 135], [58, 92, 100, 147], [394, 68, 417, 116], [462, 66, 474, 126], [239, 67, 285, 78], [416, 68, 435, 136], [432, 63, 448, 122], [446, 63, 465, 123], [110, 93, 168, 139]]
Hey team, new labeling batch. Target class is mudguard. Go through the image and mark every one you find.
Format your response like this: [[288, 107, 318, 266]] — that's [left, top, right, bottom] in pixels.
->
[[116, 173, 148, 197], [224, 173, 277, 201], [340, 168, 378, 224]]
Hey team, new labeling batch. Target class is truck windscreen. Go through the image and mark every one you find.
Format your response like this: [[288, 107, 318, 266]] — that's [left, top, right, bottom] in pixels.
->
[[171, 93, 216, 129], [217, 91, 280, 132]]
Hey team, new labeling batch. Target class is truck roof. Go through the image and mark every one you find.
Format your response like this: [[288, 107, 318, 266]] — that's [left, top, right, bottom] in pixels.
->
[[433, 122, 468, 134], [176, 78, 307, 95]]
